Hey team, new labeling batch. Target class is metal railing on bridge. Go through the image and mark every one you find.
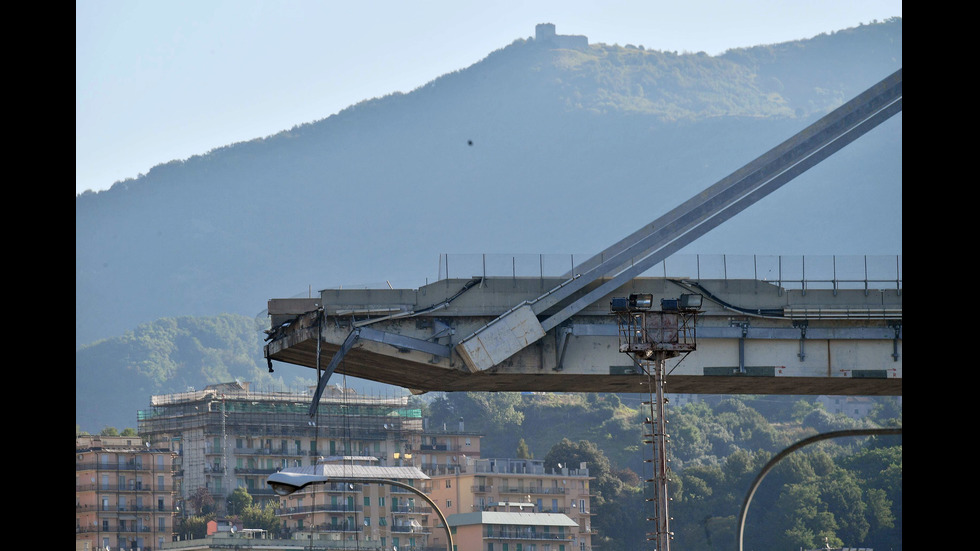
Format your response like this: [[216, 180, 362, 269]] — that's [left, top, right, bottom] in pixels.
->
[[437, 253, 902, 294]]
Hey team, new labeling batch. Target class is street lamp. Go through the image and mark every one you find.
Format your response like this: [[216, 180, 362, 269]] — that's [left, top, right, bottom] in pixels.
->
[[267, 471, 454, 551]]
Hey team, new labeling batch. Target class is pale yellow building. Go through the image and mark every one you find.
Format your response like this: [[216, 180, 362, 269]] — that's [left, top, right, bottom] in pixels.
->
[[428, 458, 593, 551], [447, 511, 581, 551], [414, 419, 482, 476], [76, 434, 179, 551], [274, 459, 435, 550]]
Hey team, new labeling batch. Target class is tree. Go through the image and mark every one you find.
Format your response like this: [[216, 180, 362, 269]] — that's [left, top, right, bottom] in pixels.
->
[[188, 487, 216, 516], [178, 515, 212, 540], [228, 487, 253, 516], [516, 438, 533, 459], [241, 502, 282, 534]]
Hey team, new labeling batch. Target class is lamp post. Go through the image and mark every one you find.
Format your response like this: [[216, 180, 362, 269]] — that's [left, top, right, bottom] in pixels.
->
[[267, 471, 454, 551]]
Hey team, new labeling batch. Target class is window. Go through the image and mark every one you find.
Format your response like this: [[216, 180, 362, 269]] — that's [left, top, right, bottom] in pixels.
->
[[364, 496, 371, 507], [446, 499, 452, 508], [364, 517, 371, 526], [446, 479, 452, 488], [379, 497, 385, 507]]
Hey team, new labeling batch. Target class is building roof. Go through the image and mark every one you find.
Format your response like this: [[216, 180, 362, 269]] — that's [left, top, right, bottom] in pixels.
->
[[448, 511, 579, 527]]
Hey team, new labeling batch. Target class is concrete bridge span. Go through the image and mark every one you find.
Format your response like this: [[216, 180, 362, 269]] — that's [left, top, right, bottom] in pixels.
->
[[264, 275, 901, 396]]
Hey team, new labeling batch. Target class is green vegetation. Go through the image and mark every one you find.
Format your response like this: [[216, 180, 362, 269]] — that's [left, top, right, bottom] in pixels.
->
[[427, 392, 901, 550], [75, 314, 307, 432]]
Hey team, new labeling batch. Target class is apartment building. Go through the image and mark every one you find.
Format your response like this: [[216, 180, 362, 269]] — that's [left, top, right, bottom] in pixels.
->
[[448, 510, 581, 551], [137, 381, 423, 514], [414, 418, 482, 476], [427, 458, 593, 551], [274, 458, 434, 550], [76, 434, 179, 551]]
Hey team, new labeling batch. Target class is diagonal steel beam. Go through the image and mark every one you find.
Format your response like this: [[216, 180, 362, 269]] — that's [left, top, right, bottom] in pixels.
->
[[538, 69, 903, 316], [456, 69, 902, 372], [540, 94, 902, 333]]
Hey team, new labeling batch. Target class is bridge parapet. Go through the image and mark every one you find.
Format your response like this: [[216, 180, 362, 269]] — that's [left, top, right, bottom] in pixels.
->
[[437, 253, 902, 294]]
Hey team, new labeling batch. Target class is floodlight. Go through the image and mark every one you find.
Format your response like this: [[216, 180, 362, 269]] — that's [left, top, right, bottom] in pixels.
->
[[629, 294, 654, 310]]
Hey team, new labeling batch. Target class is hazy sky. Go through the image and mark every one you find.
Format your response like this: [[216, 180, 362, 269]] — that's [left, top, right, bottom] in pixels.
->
[[76, 0, 901, 195]]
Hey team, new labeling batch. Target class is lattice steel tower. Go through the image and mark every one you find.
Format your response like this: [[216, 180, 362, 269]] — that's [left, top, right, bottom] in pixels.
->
[[612, 292, 702, 551]]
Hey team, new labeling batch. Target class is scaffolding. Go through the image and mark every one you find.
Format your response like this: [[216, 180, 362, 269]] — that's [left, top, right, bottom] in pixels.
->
[[137, 382, 424, 513]]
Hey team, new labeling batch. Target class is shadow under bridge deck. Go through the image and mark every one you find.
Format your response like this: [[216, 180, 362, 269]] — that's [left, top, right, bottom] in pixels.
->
[[264, 275, 902, 396]]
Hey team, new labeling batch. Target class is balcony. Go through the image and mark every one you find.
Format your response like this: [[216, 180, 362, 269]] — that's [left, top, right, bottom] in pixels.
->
[[307, 524, 364, 534], [234, 466, 280, 475], [500, 486, 566, 495], [484, 529, 574, 541], [279, 504, 363, 515], [391, 505, 433, 515], [75, 483, 174, 493], [76, 461, 174, 474], [390, 524, 429, 534]]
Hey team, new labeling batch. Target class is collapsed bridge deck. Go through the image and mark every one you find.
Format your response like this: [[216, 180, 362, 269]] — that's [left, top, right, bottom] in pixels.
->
[[264, 276, 901, 396]]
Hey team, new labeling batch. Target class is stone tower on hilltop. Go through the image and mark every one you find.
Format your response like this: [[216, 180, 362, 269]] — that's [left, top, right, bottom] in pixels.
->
[[535, 23, 588, 50]]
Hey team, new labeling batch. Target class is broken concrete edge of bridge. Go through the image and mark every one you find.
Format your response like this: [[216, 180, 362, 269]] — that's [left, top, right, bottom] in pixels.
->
[[455, 304, 547, 372]]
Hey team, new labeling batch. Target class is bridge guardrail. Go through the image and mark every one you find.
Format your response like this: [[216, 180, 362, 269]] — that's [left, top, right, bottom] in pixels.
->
[[436, 253, 902, 293]]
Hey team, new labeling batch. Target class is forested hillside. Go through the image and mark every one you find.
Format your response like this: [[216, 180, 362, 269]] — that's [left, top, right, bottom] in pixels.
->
[[75, 314, 399, 430], [425, 391, 902, 551]]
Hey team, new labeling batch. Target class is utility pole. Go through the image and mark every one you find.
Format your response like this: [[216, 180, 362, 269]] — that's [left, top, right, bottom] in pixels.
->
[[612, 292, 701, 551], [643, 353, 672, 550]]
